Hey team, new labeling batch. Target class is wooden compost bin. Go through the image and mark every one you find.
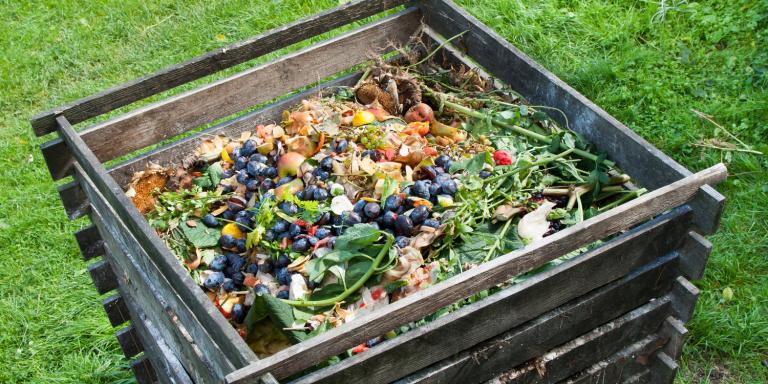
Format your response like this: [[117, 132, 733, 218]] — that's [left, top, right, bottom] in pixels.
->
[[32, 1, 727, 383]]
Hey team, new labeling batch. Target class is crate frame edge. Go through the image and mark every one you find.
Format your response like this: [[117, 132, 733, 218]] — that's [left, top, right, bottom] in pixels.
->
[[33, 1, 726, 383]]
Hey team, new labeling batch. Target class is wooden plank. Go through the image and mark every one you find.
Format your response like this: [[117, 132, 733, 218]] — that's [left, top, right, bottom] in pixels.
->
[[419, 0, 726, 234], [40, 8, 421, 181], [291, 209, 690, 384], [74, 224, 104, 261], [561, 335, 664, 384], [30, 0, 410, 136], [119, 283, 195, 384], [624, 371, 652, 384], [103, 243, 195, 384], [86, 182, 231, 384], [670, 276, 700, 323], [57, 180, 88, 219], [116, 325, 144, 358], [108, 71, 362, 187], [389, 252, 680, 384], [679, 231, 712, 280], [483, 297, 672, 384], [130, 355, 159, 384], [102, 294, 130, 327], [226, 164, 725, 384], [659, 316, 688, 360], [649, 352, 678, 384], [56, 116, 258, 371], [87, 259, 117, 294]]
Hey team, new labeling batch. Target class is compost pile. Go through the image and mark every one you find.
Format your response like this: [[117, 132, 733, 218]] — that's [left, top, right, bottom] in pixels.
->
[[129, 58, 645, 359]]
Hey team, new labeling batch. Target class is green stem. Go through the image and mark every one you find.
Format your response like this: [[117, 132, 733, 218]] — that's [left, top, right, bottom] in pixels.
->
[[483, 219, 513, 263], [429, 91, 612, 166], [281, 233, 395, 307], [598, 188, 648, 212], [483, 148, 575, 184]]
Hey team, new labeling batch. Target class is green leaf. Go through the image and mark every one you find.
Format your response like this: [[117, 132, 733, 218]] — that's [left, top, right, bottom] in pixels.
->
[[309, 283, 345, 302], [345, 259, 372, 287], [333, 224, 380, 252], [307, 319, 330, 338], [384, 279, 408, 293], [208, 162, 224, 186], [193, 176, 212, 188], [249, 294, 306, 343], [179, 221, 220, 248], [244, 294, 269, 332], [455, 222, 522, 263], [380, 177, 397, 210], [450, 152, 491, 174]]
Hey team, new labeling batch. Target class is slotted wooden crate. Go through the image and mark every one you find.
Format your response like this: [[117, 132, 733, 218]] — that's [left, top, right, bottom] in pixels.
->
[[33, 1, 726, 383]]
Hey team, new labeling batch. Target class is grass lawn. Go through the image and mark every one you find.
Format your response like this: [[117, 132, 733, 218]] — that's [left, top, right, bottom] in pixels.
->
[[1, 0, 765, 383]]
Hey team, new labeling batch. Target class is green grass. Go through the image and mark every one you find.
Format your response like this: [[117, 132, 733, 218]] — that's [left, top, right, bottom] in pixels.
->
[[0, 0, 765, 383]]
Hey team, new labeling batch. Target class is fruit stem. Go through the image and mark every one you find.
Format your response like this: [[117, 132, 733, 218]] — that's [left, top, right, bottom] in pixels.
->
[[281, 233, 395, 307]]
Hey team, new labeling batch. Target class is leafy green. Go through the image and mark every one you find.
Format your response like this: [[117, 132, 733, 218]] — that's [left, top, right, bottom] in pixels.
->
[[345, 259, 372, 287], [450, 152, 492, 174], [309, 283, 345, 302], [333, 224, 381, 252], [245, 294, 306, 343], [455, 222, 523, 264], [179, 221, 220, 248], [379, 177, 397, 210], [247, 196, 276, 249], [384, 279, 408, 293], [193, 162, 224, 188]]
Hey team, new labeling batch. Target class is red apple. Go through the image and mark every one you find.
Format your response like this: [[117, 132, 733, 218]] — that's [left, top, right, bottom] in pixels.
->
[[404, 103, 434, 123]]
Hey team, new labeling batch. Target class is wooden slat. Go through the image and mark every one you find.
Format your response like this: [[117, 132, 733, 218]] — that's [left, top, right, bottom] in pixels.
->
[[102, 294, 130, 327], [419, 0, 726, 235], [483, 297, 672, 384], [116, 325, 144, 358], [659, 316, 688, 360], [130, 355, 159, 384], [679, 231, 712, 280], [108, 71, 362, 186], [227, 164, 725, 384], [562, 335, 664, 384], [74, 224, 104, 261], [87, 259, 117, 294], [30, 0, 410, 136], [118, 282, 195, 384], [290, 208, 690, 384], [388, 252, 680, 384], [670, 276, 700, 323], [40, 8, 421, 181], [57, 180, 88, 219], [56, 116, 258, 372], [649, 352, 678, 384], [86, 181, 231, 383], [103, 243, 195, 384]]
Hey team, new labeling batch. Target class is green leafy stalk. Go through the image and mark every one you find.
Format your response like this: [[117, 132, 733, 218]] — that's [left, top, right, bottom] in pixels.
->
[[427, 90, 612, 166], [483, 148, 576, 183], [282, 233, 395, 307]]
